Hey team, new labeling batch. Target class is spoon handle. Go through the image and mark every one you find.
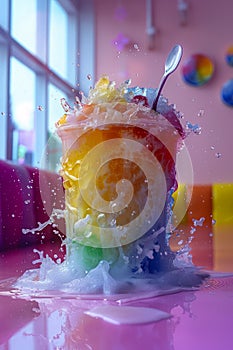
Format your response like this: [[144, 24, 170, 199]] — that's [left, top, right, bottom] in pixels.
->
[[152, 44, 183, 112], [152, 74, 168, 111]]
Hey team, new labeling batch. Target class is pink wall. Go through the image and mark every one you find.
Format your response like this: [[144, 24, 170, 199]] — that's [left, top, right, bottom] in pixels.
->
[[93, 0, 233, 184]]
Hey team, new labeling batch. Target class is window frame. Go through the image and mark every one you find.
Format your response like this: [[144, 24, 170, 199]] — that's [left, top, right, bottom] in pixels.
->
[[0, 0, 95, 169]]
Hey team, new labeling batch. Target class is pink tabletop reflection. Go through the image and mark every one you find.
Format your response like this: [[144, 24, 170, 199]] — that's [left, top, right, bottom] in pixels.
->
[[0, 241, 233, 350]]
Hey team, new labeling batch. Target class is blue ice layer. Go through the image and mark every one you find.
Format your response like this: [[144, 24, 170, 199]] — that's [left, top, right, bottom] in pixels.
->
[[124, 187, 176, 274]]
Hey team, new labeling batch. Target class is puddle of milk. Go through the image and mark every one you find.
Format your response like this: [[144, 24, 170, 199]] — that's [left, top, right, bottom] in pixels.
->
[[85, 305, 171, 325]]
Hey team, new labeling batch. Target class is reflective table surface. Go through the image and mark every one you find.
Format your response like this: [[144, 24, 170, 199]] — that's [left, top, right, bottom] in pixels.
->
[[0, 225, 233, 350]]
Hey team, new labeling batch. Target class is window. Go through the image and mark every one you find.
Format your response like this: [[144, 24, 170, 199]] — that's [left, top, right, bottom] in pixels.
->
[[0, 0, 9, 30], [49, 0, 68, 80], [11, 0, 37, 56], [10, 58, 36, 164], [0, 0, 94, 172], [0, 36, 8, 160]]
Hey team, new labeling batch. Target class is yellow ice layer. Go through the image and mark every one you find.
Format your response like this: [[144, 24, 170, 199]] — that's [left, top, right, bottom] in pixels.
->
[[57, 113, 67, 126], [88, 76, 127, 103]]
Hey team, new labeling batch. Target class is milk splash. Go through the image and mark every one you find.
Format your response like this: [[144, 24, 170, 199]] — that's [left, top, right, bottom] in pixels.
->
[[15, 209, 207, 296]]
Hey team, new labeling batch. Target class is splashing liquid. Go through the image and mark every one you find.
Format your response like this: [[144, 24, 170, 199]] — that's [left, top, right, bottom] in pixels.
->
[[15, 77, 207, 297], [15, 216, 207, 296]]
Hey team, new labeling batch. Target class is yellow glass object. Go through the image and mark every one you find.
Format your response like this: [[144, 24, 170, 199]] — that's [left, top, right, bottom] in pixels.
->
[[212, 183, 233, 225], [172, 183, 187, 226]]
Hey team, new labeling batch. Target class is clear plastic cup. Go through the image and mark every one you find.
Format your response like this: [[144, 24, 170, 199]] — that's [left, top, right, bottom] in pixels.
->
[[56, 85, 185, 273]]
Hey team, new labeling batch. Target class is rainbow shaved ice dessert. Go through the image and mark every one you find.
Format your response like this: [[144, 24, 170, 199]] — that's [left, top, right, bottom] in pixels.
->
[[15, 76, 207, 295]]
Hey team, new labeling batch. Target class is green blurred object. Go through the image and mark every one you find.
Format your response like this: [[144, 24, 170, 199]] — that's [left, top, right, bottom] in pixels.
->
[[72, 242, 119, 270]]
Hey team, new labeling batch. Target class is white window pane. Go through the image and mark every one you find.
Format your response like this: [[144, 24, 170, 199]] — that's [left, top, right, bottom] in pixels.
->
[[0, 0, 9, 30], [0, 40, 8, 159], [49, 0, 68, 80], [10, 58, 36, 165], [11, 0, 37, 55]]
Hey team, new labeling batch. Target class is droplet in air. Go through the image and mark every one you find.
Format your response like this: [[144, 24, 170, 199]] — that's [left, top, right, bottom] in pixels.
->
[[215, 152, 222, 158], [197, 109, 204, 117], [74, 96, 82, 109], [79, 91, 88, 104], [134, 43, 140, 51], [190, 227, 196, 234], [60, 98, 71, 112], [177, 111, 184, 119], [124, 78, 131, 86], [87, 74, 92, 80], [1, 112, 6, 116], [186, 122, 202, 135], [192, 217, 205, 227], [37, 105, 44, 111]]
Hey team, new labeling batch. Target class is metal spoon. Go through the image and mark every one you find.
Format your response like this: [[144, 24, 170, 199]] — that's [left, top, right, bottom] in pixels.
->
[[152, 44, 183, 111]]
